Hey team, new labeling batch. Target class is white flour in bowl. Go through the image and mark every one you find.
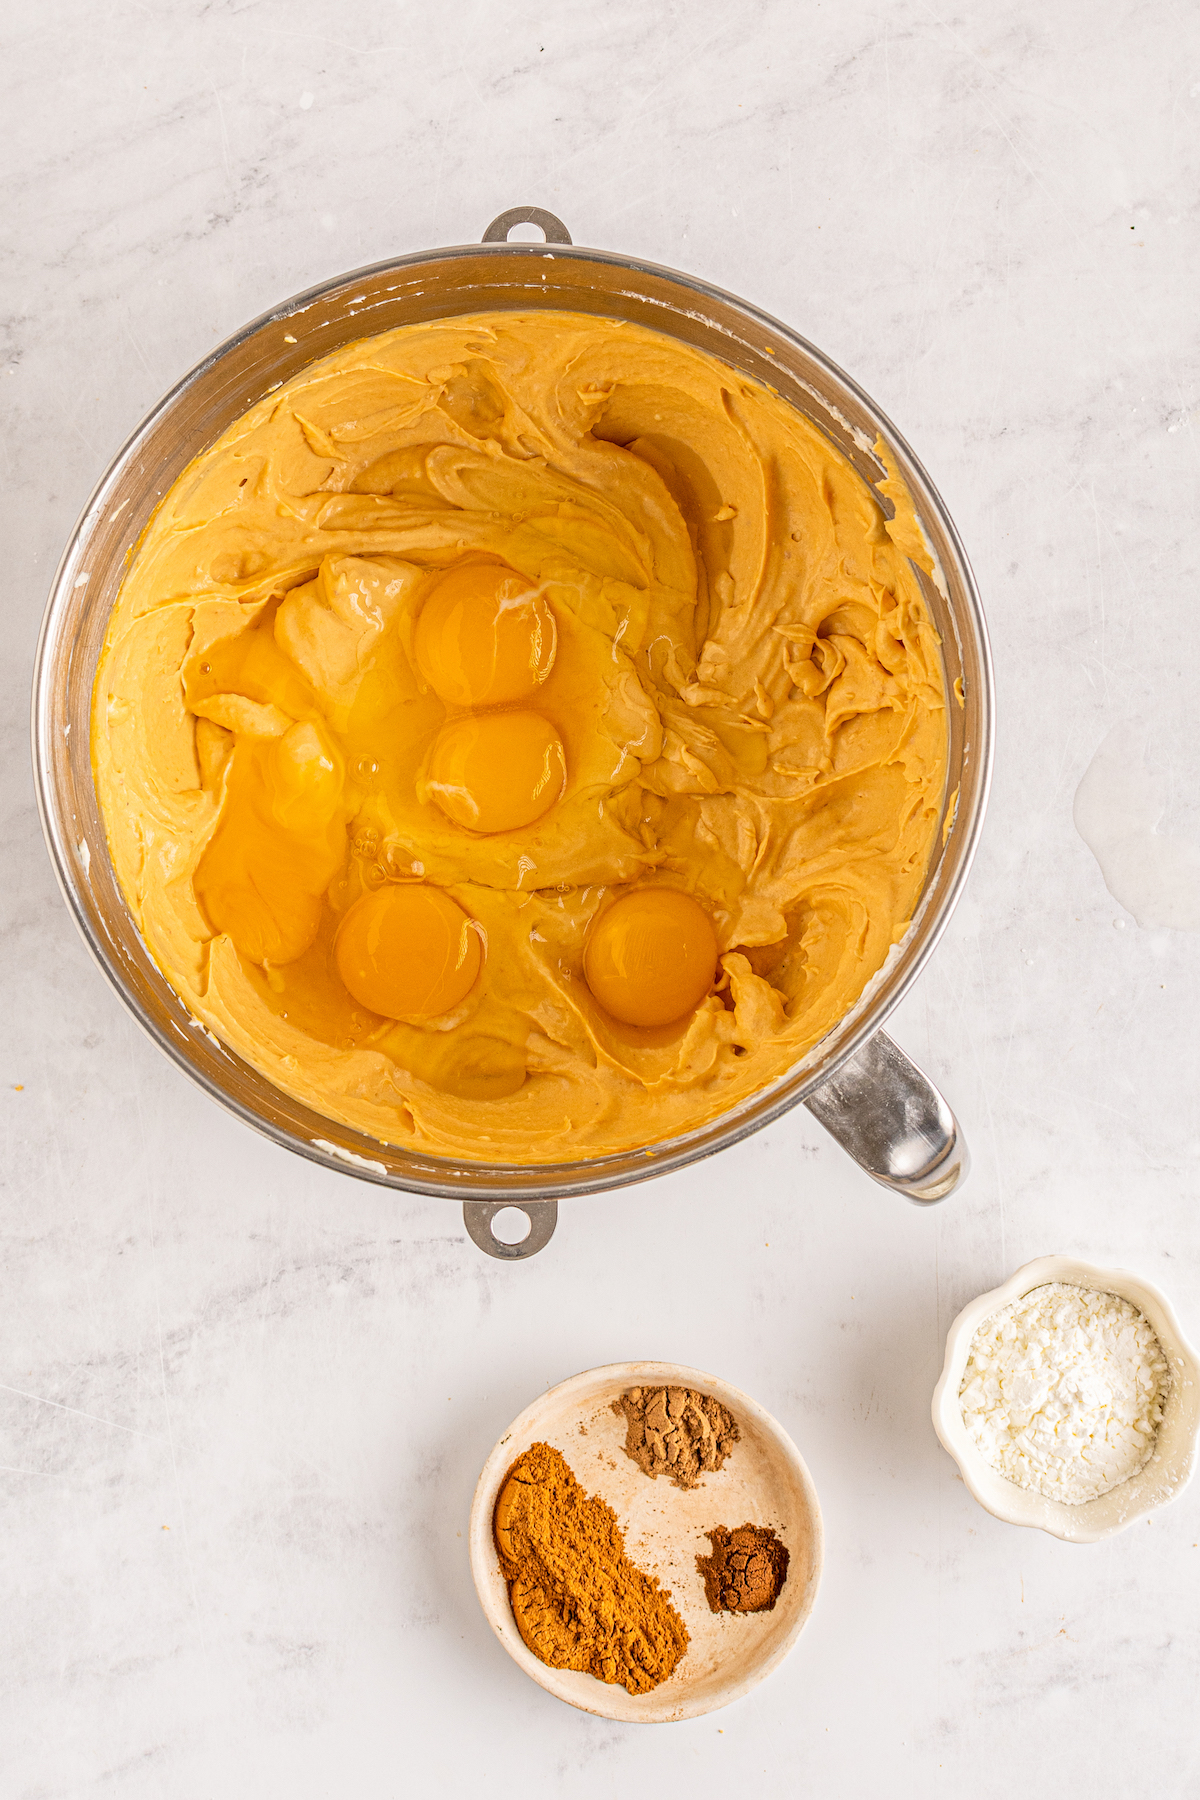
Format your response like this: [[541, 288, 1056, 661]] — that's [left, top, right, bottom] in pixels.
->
[[958, 1282, 1169, 1504]]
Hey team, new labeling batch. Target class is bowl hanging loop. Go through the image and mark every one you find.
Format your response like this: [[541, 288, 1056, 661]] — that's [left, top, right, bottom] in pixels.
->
[[462, 1199, 558, 1259], [482, 206, 573, 245]]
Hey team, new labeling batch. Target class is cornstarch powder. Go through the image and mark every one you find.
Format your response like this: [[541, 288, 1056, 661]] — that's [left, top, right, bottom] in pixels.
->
[[958, 1282, 1169, 1504]]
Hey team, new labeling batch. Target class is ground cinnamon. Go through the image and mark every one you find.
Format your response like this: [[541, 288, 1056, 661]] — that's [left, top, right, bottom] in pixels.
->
[[493, 1441, 689, 1695], [696, 1523, 789, 1614]]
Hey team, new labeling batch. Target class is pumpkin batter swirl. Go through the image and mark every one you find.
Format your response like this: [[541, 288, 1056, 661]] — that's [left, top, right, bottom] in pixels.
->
[[92, 311, 947, 1161]]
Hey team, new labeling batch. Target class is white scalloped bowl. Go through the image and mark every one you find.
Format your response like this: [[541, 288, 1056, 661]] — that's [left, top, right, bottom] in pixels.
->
[[932, 1255, 1200, 1543]]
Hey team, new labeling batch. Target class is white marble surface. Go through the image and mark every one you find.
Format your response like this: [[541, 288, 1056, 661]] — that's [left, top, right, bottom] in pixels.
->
[[4, 1, 1200, 1792]]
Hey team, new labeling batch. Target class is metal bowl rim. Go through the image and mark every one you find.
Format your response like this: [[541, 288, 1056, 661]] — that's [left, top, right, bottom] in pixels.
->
[[32, 234, 995, 1201]]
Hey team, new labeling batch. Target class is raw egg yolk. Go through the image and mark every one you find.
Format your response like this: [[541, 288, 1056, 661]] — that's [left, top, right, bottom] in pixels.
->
[[584, 889, 719, 1028], [414, 559, 556, 708], [424, 712, 566, 834], [334, 884, 482, 1020]]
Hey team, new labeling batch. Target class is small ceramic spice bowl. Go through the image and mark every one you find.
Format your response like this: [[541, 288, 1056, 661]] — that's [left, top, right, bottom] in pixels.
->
[[932, 1255, 1200, 1543], [468, 1360, 823, 1722]]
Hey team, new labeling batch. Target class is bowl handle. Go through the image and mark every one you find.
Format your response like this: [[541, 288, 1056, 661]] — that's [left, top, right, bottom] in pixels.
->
[[803, 1031, 968, 1204], [462, 1199, 558, 1259], [482, 207, 573, 245]]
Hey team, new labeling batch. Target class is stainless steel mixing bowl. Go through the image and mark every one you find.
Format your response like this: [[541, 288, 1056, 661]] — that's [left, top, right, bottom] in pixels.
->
[[32, 207, 993, 1259]]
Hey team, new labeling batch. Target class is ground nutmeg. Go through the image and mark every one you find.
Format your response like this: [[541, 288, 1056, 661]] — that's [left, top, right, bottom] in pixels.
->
[[697, 1522, 790, 1614]]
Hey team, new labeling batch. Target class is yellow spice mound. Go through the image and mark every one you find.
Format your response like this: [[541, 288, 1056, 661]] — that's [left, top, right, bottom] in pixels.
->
[[92, 310, 946, 1162]]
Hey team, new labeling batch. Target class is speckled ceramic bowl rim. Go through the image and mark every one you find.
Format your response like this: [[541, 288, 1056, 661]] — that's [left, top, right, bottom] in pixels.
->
[[932, 1255, 1200, 1543], [467, 1360, 824, 1721]]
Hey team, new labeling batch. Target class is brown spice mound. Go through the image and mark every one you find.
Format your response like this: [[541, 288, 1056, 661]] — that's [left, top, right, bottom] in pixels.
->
[[612, 1385, 740, 1490], [697, 1523, 790, 1615], [493, 1441, 689, 1695]]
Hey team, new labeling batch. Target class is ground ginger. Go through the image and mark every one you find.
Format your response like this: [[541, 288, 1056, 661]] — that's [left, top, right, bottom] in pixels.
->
[[612, 1385, 740, 1489], [493, 1441, 689, 1695]]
